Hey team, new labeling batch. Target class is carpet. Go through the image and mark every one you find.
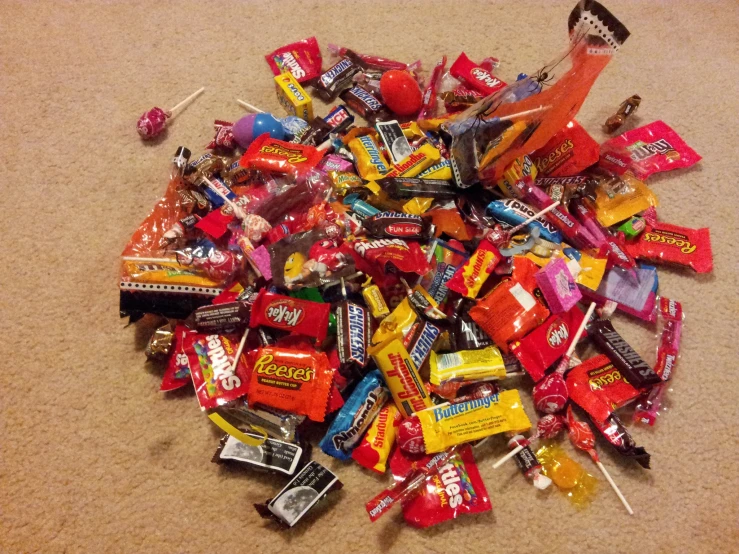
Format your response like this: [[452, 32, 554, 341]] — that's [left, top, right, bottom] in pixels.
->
[[1, 1, 738, 553]]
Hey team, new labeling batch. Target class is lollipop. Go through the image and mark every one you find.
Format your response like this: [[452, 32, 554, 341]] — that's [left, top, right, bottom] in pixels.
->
[[532, 302, 596, 414], [492, 413, 565, 469], [137, 87, 205, 140], [566, 406, 634, 515]]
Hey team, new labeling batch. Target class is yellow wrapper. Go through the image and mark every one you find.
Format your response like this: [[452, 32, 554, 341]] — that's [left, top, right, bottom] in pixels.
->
[[274, 73, 313, 121], [122, 259, 221, 287], [522, 250, 606, 292], [383, 143, 441, 179], [400, 121, 424, 140], [368, 337, 432, 418], [362, 284, 390, 319], [480, 122, 529, 170], [329, 170, 363, 196], [402, 197, 433, 215], [348, 135, 391, 180], [417, 159, 452, 180], [372, 297, 417, 344], [497, 155, 537, 197], [429, 346, 506, 385], [536, 443, 597, 507], [418, 116, 453, 132], [594, 174, 658, 227], [417, 389, 531, 453]]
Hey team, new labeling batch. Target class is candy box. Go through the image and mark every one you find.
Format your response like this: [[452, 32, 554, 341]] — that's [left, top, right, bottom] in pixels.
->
[[274, 72, 313, 121], [535, 258, 581, 314]]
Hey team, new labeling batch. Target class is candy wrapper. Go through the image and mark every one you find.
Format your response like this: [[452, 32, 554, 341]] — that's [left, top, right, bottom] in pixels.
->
[[531, 120, 600, 177], [250, 289, 330, 342], [320, 370, 389, 460], [265, 37, 323, 83], [213, 433, 305, 476], [350, 238, 431, 286], [446, 239, 501, 298], [255, 461, 342, 527], [352, 403, 401, 473], [160, 325, 195, 392], [186, 332, 250, 410], [536, 443, 597, 506], [429, 346, 506, 386], [626, 222, 713, 274], [247, 345, 334, 422], [268, 227, 355, 290], [599, 120, 701, 180], [401, 445, 492, 528]]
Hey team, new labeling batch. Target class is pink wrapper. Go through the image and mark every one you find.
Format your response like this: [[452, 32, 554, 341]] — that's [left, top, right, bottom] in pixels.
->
[[535, 258, 581, 314]]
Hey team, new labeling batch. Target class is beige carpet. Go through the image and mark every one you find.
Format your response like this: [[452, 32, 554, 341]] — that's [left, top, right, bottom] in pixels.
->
[[2, 1, 738, 552]]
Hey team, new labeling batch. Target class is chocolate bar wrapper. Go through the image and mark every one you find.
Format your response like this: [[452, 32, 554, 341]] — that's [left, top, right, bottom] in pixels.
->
[[254, 461, 342, 527], [192, 301, 250, 332], [212, 433, 305, 476]]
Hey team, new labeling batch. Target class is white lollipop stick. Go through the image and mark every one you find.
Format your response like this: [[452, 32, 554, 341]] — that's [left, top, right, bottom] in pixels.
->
[[567, 302, 597, 358], [169, 87, 205, 116], [235, 99, 265, 113], [492, 444, 525, 469], [498, 105, 550, 122], [508, 202, 560, 235], [596, 461, 634, 515], [229, 328, 250, 374]]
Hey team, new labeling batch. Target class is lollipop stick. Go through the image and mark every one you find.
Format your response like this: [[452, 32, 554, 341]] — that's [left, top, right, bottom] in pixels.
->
[[229, 328, 250, 374], [508, 203, 560, 235], [596, 461, 634, 515], [235, 99, 265, 113], [499, 105, 550, 122], [169, 87, 205, 115], [566, 302, 597, 358], [492, 444, 524, 469]]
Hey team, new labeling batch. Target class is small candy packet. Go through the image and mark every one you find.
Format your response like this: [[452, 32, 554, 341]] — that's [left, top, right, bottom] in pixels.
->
[[247, 345, 334, 422], [401, 445, 492, 528], [186, 332, 250, 410], [599, 120, 701, 180], [626, 222, 713, 274], [352, 403, 402, 473], [212, 433, 305, 476], [249, 289, 330, 342], [428, 346, 506, 386], [446, 239, 501, 299], [319, 370, 389, 460], [265, 37, 323, 83]]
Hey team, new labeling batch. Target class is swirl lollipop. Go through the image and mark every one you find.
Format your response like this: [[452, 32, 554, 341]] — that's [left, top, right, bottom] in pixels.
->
[[566, 406, 634, 515], [137, 87, 205, 140]]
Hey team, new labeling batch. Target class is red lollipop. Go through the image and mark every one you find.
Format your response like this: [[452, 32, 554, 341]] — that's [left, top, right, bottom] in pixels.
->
[[491, 414, 565, 469], [379, 70, 422, 116], [137, 87, 205, 140]]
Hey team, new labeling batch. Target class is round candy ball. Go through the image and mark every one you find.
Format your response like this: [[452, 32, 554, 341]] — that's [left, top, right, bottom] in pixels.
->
[[232, 112, 285, 149], [379, 70, 423, 116], [532, 373, 568, 414]]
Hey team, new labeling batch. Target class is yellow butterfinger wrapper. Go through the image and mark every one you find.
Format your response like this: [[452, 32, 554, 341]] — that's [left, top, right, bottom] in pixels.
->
[[594, 174, 658, 227], [372, 297, 417, 345], [122, 259, 221, 288], [417, 389, 531, 454], [429, 346, 506, 386], [368, 337, 432, 418], [417, 159, 452, 180], [383, 143, 441, 179], [348, 135, 391, 180]]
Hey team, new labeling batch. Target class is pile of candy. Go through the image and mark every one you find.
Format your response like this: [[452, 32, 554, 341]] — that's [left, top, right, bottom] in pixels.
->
[[123, 0, 711, 528]]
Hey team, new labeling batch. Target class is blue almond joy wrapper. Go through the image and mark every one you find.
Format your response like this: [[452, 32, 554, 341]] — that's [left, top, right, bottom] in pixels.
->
[[319, 370, 389, 460], [486, 198, 563, 244]]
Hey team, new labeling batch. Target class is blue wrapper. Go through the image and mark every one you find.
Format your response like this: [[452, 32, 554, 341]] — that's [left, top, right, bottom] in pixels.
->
[[319, 370, 388, 460], [486, 198, 563, 244]]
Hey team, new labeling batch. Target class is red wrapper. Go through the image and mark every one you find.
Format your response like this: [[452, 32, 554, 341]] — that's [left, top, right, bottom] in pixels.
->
[[626, 222, 712, 274], [449, 52, 507, 96], [206, 120, 236, 150], [509, 307, 587, 382], [531, 120, 599, 177], [599, 120, 702, 180], [265, 37, 323, 83], [350, 238, 431, 285], [417, 56, 447, 121], [470, 279, 550, 353], [400, 445, 491, 528], [239, 135, 323, 176], [186, 332, 250, 410], [247, 346, 333, 422], [249, 289, 330, 342], [160, 325, 195, 392], [566, 354, 641, 423], [446, 239, 501, 299]]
